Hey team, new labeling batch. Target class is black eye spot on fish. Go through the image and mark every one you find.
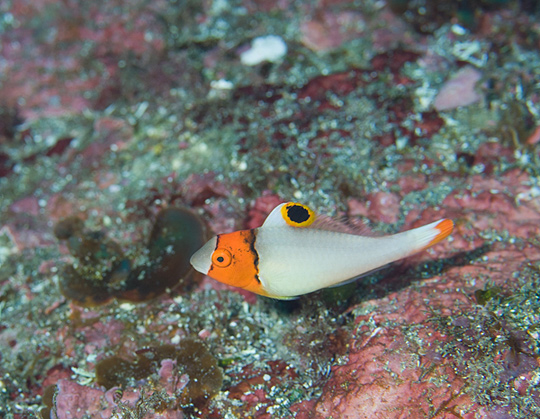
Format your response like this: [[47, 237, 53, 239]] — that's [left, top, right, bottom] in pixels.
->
[[282, 203, 315, 227], [287, 204, 310, 223], [54, 207, 206, 306]]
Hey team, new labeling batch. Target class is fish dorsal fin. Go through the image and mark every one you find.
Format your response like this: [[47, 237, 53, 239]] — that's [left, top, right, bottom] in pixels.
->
[[310, 214, 374, 235], [262, 202, 376, 235], [262, 202, 316, 228]]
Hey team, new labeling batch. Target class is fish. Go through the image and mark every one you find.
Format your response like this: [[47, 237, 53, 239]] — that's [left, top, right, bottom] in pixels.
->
[[190, 202, 454, 299]]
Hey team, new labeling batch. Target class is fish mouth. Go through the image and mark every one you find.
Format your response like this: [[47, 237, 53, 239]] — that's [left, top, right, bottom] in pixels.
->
[[190, 236, 217, 274]]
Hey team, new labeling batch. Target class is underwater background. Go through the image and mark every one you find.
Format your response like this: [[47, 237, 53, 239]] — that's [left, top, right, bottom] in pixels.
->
[[1, 0, 540, 417]]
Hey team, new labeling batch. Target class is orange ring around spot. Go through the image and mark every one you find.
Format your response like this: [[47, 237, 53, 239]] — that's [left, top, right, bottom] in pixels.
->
[[212, 248, 232, 268]]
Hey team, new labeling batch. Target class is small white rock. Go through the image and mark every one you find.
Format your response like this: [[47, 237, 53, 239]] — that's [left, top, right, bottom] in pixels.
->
[[240, 35, 287, 66], [210, 79, 234, 90]]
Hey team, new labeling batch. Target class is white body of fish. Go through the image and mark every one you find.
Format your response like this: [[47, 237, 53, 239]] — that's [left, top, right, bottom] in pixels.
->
[[255, 220, 444, 297]]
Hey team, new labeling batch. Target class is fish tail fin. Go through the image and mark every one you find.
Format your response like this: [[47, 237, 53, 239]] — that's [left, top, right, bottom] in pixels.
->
[[410, 218, 454, 253], [429, 219, 454, 247]]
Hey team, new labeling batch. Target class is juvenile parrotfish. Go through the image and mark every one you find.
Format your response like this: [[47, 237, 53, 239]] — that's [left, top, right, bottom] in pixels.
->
[[190, 202, 453, 299]]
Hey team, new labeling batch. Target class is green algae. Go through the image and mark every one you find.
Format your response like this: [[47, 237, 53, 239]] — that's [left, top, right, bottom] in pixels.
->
[[55, 207, 205, 306], [95, 339, 223, 406], [474, 285, 503, 306]]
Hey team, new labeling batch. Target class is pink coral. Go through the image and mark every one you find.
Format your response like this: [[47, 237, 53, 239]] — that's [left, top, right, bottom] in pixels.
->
[[433, 66, 483, 111], [300, 11, 365, 52], [54, 380, 105, 419], [246, 193, 283, 229], [366, 192, 401, 224], [158, 359, 190, 396]]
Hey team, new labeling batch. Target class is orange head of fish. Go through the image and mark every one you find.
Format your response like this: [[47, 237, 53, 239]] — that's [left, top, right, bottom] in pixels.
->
[[190, 229, 263, 294]]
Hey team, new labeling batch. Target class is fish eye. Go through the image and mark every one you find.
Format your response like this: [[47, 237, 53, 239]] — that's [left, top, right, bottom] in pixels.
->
[[212, 248, 232, 268]]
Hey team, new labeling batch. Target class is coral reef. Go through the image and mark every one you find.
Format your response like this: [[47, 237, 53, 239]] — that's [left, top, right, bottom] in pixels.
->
[[1, 0, 540, 418]]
